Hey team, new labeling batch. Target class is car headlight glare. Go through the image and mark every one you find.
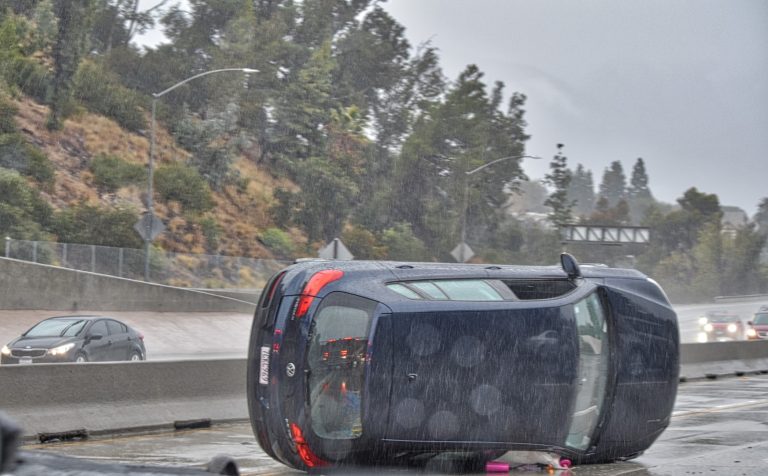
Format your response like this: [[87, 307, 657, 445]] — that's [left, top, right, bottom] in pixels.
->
[[696, 332, 708, 343], [747, 328, 757, 338], [698, 317, 708, 326], [704, 323, 714, 332], [1, 345, 10, 356], [48, 343, 75, 356], [727, 324, 737, 333]]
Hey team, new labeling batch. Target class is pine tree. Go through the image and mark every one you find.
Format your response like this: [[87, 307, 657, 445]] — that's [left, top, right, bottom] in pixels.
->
[[567, 163, 595, 217], [627, 157, 654, 223], [598, 160, 626, 207], [544, 144, 574, 225]]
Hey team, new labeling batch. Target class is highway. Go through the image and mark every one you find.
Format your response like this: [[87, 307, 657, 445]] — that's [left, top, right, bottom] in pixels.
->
[[19, 374, 768, 475]]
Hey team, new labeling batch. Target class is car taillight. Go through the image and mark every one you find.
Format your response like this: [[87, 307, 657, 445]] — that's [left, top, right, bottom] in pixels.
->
[[138, 333, 144, 341], [295, 270, 344, 318], [289, 423, 328, 468], [263, 271, 287, 308]]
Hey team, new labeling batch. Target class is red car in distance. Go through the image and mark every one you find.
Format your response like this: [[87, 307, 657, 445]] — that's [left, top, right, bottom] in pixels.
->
[[747, 305, 768, 340]]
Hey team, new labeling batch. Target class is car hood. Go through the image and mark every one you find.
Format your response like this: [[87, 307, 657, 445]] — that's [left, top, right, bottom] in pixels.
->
[[10, 336, 77, 349]]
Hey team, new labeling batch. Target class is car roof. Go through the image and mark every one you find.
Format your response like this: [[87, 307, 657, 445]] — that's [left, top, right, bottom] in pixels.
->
[[47, 315, 116, 321]]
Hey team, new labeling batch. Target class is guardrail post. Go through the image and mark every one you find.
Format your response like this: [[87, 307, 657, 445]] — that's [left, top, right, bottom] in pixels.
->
[[32, 241, 37, 263], [91, 245, 96, 272], [4, 236, 9, 258], [62, 242, 67, 267]]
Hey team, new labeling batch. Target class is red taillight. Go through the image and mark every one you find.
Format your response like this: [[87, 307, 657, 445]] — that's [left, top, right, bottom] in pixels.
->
[[138, 333, 144, 341], [264, 271, 287, 307], [289, 423, 328, 468], [295, 269, 344, 318]]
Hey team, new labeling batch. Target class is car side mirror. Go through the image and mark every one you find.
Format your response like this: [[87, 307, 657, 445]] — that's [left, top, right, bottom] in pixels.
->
[[747, 321, 754, 326], [88, 334, 103, 341]]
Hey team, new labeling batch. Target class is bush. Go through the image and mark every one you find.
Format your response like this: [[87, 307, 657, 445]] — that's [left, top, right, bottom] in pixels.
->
[[89, 154, 145, 192], [0, 15, 51, 103], [52, 202, 143, 248], [0, 133, 54, 184], [0, 95, 18, 133], [197, 215, 221, 252], [0, 168, 52, 239], [154, 163, 214, 213], [259, 227, 295, 258], [73, 60, 146, 132], [380, 223, 429, 261]]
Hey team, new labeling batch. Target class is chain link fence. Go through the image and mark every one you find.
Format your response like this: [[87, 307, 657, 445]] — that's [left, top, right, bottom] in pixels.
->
[[3, 238, 291, 289]]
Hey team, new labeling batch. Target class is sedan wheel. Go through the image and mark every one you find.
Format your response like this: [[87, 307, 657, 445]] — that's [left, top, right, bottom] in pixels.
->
[[129, 351, 142, 361], [75, 353, 87, 363]]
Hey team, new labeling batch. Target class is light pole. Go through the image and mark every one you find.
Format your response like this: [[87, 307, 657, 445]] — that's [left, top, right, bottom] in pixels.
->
[[458, 154, 541, 262], [143, 68, 258, 281]]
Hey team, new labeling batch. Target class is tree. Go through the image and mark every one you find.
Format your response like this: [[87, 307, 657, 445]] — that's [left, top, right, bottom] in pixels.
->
[[754, 198, 768, 235], [627, 157, 654, 224], [598, 160, 626, 207], [544, 144, 574, 225], [567, 163, 594, 217], [48, 0, 95, 130]]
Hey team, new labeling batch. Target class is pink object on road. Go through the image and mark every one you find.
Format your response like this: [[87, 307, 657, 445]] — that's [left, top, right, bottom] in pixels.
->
[[485, 461, 510, 472]]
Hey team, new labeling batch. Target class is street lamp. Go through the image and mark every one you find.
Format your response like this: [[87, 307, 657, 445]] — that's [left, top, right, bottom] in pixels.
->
[[457, 154, 541, 262], [143, 68, 258, 281]]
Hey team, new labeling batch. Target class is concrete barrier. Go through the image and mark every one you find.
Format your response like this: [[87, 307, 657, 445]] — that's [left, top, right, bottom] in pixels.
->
[[679, 340, 768, 380], [0, 359, 247, 439], [0, 258, 257, 312]]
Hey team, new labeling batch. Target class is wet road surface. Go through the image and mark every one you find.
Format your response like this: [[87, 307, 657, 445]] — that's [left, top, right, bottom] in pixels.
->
[[20, 374, 768, 475]]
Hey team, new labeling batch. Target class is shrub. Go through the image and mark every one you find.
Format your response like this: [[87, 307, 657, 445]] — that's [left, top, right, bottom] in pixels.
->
[[0, 95, 18, 133], [89, 154, 145, 192], [0, 133, 54, 184], [380, 223, 429, 261], [259, 227, 295, 258], [197, 215, 221, 252], [73, 60, 146, 132], [0, 168, 52, 239], [52, 202, 143, 248], [154, 163, 214, 213]]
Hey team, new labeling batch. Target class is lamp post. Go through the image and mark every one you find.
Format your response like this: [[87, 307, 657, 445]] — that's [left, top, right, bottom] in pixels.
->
[[143, 68, 258, 281], [457, 154, 541, 262]]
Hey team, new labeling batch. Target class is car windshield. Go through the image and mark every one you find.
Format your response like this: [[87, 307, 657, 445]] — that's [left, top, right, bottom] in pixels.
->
[[25, 319, 86, 337], [754, 313, 768, 325]]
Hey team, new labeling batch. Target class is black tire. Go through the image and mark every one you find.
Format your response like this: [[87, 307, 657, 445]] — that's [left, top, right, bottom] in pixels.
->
[[129, 350, 143, 362], [74, 352, 88, 363]]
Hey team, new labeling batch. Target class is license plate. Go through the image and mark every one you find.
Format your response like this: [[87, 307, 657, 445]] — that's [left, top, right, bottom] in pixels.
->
[[19, 357, 32, 365], [259, 346, 270, 385]]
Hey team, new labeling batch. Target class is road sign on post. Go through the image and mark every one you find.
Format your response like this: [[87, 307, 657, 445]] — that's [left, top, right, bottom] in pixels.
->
[[451, 242, 474, 263], [134, 213, 166, 242], [318, 238, 354, 260]]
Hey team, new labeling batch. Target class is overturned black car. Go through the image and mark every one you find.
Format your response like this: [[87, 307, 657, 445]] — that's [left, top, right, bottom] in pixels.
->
[[246, 255, 679, 471]]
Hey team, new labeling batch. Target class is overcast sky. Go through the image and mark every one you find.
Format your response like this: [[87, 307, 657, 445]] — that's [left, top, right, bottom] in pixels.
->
[[138, 0, 767, 215], [385, 0, 768, 215]]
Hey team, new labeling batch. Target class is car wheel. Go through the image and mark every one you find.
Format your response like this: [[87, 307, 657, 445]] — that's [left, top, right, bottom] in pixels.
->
[[129, 351, 143, 361], [74, 353, 88, 363]]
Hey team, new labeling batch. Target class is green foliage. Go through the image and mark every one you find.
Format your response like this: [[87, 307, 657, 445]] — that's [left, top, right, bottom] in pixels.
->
[[598, 160, 627, 207], [341, 225, 386, 260], [52, 202, 142, 248], [197, 214, 221, 252], [544, 144, 574, 225], [89, 153, 145, 192], [0, 168, 53, 239], [153, 162, 214, 213], [567, 163, 594, 218], [380, 223, 428, 261], [73, 60, 146, 132], [172, 113, 236, 190], [0, 94, 18, 133], [259, 227, 294, 258], [0, 133, 55, 184], [0, 14, 51, 102]]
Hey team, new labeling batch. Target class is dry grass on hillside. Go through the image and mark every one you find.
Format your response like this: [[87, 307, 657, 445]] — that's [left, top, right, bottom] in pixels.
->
[[11, 96, 296, 259]]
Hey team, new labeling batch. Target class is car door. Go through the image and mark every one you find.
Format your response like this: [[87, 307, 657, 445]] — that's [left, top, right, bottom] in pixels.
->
[[84, 320, 111, 362], [106, 320, 131, 361]]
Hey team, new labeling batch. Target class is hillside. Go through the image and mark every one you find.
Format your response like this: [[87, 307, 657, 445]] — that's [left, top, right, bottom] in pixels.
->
[[10, 95, 301, 259]]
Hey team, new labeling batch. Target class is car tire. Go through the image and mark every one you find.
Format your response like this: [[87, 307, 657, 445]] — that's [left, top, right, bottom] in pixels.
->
[[129, 351, 143, 361], [74, 353, 88, 363]]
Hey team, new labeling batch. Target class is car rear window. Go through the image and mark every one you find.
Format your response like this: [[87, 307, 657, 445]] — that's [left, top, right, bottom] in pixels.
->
[[307, 293, 377, 440]]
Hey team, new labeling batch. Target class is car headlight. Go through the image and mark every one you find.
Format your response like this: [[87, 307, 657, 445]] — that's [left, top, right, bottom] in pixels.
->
[[747, 328, 757, 338], [727, 324, 738, 333], [697, 332, 708, 343], [704, 323, 713, 332], [1, 345, 10, 356], [48, 343, 76, 356], [698, 317, 708, 326]]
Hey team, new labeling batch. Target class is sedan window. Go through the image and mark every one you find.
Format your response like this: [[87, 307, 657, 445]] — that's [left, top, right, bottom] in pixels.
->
[[25, 319, 83, 337], [106, 320, 125, 335], [89, 320, 108, 337]]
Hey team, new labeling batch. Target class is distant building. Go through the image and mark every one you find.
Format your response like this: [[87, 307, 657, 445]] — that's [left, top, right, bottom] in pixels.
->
[[720, 205, 749, 237]]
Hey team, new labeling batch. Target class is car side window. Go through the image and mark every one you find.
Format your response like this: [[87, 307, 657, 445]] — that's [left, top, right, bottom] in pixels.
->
[[106, 320, 125, 335], [89, 320, 108, 337]]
